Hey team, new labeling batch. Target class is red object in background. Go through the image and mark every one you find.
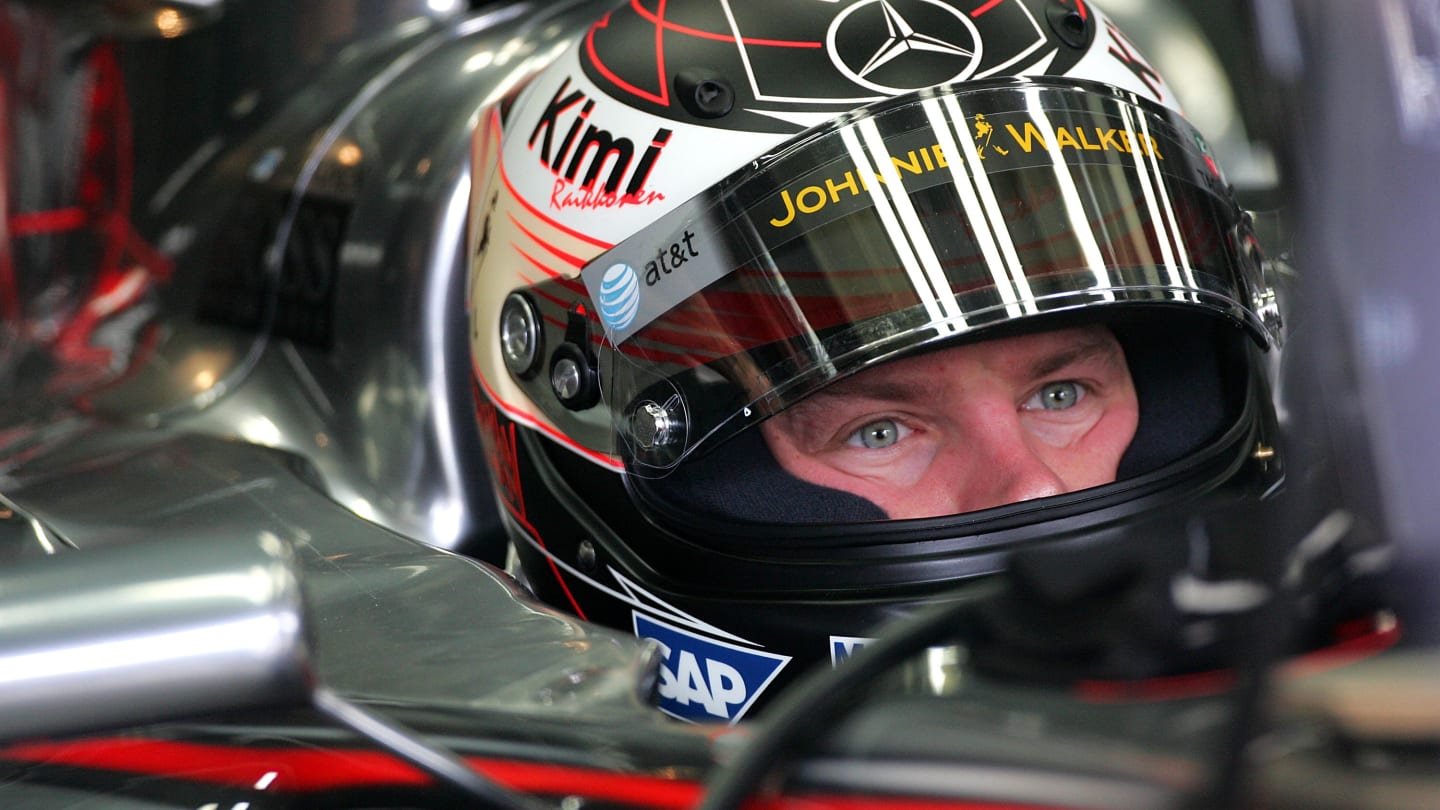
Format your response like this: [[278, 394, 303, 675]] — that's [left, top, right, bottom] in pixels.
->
[[0, 25, 172, 394]]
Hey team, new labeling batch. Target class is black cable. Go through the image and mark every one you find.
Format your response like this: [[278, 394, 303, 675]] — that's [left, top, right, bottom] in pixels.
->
[[314, 687, 548, 810], [697, 596, 980, 810]]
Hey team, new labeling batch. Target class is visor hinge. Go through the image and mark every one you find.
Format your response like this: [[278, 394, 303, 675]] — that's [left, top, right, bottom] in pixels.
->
[[630, 398, 684, 450]]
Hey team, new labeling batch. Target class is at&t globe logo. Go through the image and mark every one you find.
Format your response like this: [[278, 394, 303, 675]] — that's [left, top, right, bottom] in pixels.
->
[[597, 262, 641, 332]]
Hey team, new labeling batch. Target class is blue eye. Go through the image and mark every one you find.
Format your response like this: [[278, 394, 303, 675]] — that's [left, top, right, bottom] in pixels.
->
[[1030, 381, 1084, 411], [851, 419, 900, 449]]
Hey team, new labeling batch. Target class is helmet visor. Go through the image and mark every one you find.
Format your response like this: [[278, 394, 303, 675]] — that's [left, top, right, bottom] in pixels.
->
[[581, 79, 1279, 475]]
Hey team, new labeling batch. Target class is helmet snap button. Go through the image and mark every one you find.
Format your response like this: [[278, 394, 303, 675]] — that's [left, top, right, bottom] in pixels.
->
[[551, 357, 584, 401], [548, 341, 600, 409], [499, 293, 542, 378]]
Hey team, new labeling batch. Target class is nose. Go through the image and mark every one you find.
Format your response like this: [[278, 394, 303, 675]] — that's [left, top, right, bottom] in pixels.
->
[[995, 454, 1067, 506], [950, 410, 1066, 512]]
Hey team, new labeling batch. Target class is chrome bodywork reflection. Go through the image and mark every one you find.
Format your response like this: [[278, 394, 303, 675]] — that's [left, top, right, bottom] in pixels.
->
[[0, 0, 675, 749], [0, 1, 598, 560], [0, 529, 311, 742]]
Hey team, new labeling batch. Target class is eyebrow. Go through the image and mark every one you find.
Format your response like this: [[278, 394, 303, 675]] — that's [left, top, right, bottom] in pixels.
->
[[776, 379, 937, 447], [801, 375, 945, 407], [1025, 335, 1123, 379]]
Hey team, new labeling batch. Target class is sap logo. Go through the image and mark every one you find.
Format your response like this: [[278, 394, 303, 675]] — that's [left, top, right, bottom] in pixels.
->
[[830, 635, 874, 666], [635, 613, 789, 723], [528, 77, 672, 200]]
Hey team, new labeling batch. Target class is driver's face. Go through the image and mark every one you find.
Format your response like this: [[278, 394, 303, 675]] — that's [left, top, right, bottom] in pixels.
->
[[759, 325, 1139, 520]]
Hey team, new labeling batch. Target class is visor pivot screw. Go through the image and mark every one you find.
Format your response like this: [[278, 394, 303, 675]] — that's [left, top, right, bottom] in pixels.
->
[[675, 69, 734, 119], [499, 293, 542, 378], [631, 401, 680, 449]]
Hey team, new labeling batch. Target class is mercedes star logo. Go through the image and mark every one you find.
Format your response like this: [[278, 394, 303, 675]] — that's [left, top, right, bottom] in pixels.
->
[[828, 0, 983, 94]]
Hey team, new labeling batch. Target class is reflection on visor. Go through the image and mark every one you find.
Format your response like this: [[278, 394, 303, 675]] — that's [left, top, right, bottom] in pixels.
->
[[580, 78, 1280, 475]]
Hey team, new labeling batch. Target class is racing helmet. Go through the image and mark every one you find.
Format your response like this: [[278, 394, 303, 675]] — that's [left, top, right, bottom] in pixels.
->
[[466, 0, 1284, 722]]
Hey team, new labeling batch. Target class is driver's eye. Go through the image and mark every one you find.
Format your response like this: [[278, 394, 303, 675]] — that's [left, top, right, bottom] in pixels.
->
[[851, 419, 900, 449], [1027, 381, 1084, 411]]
